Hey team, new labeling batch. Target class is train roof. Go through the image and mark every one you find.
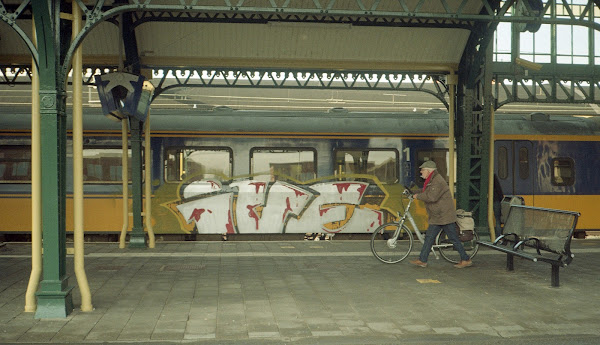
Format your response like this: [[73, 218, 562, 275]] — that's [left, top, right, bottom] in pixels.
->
[[1, 106, 600, 137]]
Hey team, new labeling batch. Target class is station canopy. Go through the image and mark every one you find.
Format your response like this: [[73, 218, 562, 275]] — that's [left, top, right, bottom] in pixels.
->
[[1, 1, 598, 115]]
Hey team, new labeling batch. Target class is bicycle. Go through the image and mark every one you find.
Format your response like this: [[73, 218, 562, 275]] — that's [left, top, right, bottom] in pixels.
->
[[370, 188, 479, 264]]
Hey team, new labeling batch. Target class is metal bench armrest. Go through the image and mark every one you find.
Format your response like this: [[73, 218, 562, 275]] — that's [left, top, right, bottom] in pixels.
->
[[563, 251, 575, 266], [525, 237, 543, 255], [513, 240, 526, 251], [494, 233, 518, 245]]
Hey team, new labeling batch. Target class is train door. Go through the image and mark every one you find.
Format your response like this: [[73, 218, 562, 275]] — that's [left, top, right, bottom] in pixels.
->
[[495, 140, 535, 202]]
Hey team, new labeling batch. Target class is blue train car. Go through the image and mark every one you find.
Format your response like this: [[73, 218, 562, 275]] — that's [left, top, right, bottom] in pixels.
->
[[495, 114, 600, 232]]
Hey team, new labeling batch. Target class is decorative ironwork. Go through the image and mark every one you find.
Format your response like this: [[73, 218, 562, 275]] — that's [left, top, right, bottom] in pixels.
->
[[4, 1, 600, 108], [67, 0, 600, 31], [151, 67, 451, 106], [0, 65, 116, 85], [493, 66, 600, 107], [6, 63, 600, 109], [0, 66, 32, 85], [0, 64, 451, 105]]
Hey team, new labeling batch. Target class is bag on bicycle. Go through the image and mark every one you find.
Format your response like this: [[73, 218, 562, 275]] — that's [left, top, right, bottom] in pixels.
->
[[455, 209, 474, 241]]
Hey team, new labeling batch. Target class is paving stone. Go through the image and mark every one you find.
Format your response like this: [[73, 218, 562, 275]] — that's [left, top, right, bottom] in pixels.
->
[[248, 331, 280, 338], [367, 322, 404, 334], [400, 324, 431, 333], [17, 331, 56, 343], [183, 333, 217, 340], [432, 326, 467, 335], [117, 331, 152, 341], [276, 320, 306, 329], [278, 327, 312, 338], [151, 329, 185, 340], [85, 330, 120, 341], [335, 319, 366, 327], [492, 324, 526, 332], [339, 325, 373, 335], [310, 330, 344, 337], [462, 322, 499, 336], [1, 241, 600, 344], [247, 322, 278, 332]]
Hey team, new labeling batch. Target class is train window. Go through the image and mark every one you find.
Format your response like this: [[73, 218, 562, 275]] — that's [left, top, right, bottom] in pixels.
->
[[497, 146, 508, 180], [250, 148, 316, 182], [334, 149, 398, 184], [416, 149, 450, 183], [164, 147, 232, 182], [0, 146, 31, 183], [82, 148, 132, 183], [518, 147, 529, 180], [551, 158, 575, 186]]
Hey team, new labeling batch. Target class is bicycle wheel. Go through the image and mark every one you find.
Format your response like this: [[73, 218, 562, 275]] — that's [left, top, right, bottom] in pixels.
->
[[435, 228, 479, 264], [370, 222, 414, 264]]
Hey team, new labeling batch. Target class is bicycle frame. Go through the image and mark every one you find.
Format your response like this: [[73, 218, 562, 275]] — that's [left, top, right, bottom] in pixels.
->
[[390, 196, 441, 260], [372, 190, 478, 264]]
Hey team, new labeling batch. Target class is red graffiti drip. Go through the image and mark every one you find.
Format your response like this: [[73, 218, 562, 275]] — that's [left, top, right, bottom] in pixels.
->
[[334, 183, 367, 198], [282, 197, 293, 222], [290, 187, 306, 198], [356, 184, 367, 197], [225, 210, 235, 234], [249, 182, 266, 194], [335, 183, 352, 194], [370, 221, 374, 227], [247, 204, 260, 230], [208, 180, 219, 189], [189, 208, 206, 222], [319, 207, 331, 217]]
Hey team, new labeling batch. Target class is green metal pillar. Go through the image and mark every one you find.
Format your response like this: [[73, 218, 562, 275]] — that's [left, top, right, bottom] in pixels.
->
[[32, 1, 73, 318], [128, 119, 147, 248], [456, 16, 497, 238], [36, 88, 74, 318]]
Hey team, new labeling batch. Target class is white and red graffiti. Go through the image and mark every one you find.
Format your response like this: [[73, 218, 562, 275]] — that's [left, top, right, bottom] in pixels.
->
[[176, 179, 384, 234]]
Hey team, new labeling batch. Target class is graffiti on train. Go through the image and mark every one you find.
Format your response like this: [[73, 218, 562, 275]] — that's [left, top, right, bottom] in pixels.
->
[[166, 176, 388, 234]]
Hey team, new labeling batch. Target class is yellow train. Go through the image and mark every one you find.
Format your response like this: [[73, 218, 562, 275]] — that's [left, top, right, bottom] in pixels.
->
[[1, 108, 598, 238]]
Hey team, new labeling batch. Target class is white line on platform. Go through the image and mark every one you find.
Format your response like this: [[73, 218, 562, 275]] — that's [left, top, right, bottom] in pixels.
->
[[1, 247, 599, 258]]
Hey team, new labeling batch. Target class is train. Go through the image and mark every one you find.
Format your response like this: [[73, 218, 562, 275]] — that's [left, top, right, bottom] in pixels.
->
[[1, 107, 599, 239]]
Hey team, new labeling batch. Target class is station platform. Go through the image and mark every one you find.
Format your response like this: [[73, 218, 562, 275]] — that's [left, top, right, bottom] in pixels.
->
[[2, 239, 600, 345]]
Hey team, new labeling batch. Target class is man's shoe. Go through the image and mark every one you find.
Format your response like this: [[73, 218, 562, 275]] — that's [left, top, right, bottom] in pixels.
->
[[409, 259, 427, 268], [454, 260, 473, 268]]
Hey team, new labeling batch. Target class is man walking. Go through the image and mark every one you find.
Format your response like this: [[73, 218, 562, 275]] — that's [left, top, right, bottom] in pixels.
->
[[409, 160, 473, 268]]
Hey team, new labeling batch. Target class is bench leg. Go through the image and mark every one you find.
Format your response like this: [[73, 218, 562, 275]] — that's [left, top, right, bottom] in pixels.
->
[[551, 264, 560, 287], [506, 253, 514, 271]]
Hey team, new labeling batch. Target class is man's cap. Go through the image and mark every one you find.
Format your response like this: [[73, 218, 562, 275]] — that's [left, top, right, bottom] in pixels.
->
[[419, 160, 437, 170]]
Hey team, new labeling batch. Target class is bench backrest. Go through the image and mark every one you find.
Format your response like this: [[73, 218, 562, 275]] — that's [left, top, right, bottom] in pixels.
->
[[503, 205, 580, 256]]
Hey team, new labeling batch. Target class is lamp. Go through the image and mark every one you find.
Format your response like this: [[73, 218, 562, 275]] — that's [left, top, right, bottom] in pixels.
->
[[95, 72, 154, 122]]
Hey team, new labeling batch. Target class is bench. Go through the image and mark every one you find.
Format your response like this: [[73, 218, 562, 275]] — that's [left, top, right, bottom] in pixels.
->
[[477, 204, 580, 287]]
